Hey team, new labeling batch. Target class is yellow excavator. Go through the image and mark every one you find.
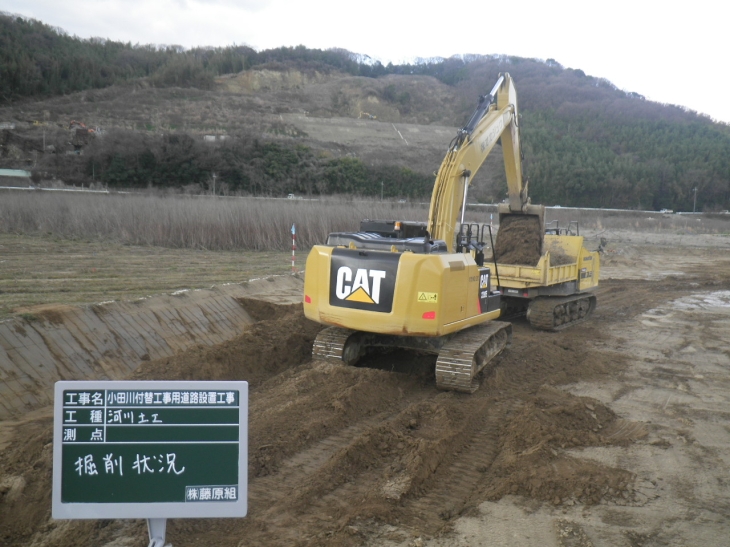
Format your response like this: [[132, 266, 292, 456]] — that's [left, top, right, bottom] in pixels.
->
[[303, 73, 599, 392]]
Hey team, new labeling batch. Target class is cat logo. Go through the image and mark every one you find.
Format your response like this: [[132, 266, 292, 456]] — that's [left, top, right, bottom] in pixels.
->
[[477, 267, 495, 314], [329, 248, 400, 313], [335, 267, 386, 304], [479, 272, 490, 289]]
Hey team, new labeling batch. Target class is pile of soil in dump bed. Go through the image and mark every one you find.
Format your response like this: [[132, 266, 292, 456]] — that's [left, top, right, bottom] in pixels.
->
[[494, 214, 543, 266], [550, 251, 575, 266]]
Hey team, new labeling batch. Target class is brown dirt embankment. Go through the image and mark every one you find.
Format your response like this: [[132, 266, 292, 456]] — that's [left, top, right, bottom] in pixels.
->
[[0, 287, 653, 547], [0, 303, 322, 547]]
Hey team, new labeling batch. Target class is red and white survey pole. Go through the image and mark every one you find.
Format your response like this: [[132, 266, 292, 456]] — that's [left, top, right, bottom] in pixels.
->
[[291, 223, 297, 273]]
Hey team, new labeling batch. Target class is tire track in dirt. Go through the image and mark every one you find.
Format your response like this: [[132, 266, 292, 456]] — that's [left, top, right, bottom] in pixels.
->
[[251, 411, 397, 509], [403, 399, 511, 532], [171, 369, 438, 546], [248, 415, 393, 546], [276, 389, 494, 544]]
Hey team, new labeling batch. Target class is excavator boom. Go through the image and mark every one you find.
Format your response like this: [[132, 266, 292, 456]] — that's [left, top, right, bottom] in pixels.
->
[[427, 73, 536, 252]]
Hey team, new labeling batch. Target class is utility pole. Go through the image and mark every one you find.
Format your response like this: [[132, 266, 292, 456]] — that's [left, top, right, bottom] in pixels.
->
[[381, 181, 383, 201], [212, 172, 217, 196], [693, 187, 697, 213]]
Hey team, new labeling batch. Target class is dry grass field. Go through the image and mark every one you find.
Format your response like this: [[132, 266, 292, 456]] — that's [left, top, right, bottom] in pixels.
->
[[0, 192, 422, 320], [0, 233, 290, 320], [2, 190, 729, 321], [0, 191, 428, 250]]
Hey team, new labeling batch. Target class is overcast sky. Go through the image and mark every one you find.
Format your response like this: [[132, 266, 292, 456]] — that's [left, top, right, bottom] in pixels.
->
[[4, 0, 728, 124]]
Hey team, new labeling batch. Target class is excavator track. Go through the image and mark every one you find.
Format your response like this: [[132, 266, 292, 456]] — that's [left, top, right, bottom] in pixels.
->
[[435, 322, 512, 393], [312, 327, 358, 363], [527, 293, 597, 331], [314, 323, 512, 394]]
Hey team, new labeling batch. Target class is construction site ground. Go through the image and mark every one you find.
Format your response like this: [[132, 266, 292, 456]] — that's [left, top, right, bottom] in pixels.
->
[[1, 229, 730, 546]]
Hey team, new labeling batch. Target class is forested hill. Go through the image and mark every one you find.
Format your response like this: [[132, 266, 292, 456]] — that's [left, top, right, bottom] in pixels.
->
[[1, 13, 729, 211], [0, 13, 380, 100]]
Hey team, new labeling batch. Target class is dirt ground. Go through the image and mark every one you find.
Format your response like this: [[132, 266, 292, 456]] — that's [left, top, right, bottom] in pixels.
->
[[1, 231, 730, 546]]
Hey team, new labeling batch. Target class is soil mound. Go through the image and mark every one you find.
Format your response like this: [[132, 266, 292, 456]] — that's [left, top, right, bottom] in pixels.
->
[[131, 303, 321, 387], [483, 385, 638, 506], [494, 214, 544, 266]]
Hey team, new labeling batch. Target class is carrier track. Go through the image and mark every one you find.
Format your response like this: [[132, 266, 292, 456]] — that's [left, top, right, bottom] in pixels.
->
[[527, 293, 597, 331]]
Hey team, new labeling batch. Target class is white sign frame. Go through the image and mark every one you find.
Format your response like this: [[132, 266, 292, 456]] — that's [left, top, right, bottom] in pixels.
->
[[52, 380, 248, 519]]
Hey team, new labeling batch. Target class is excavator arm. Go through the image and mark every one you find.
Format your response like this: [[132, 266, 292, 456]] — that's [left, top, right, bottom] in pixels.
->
[[427, 73, 539, 252]]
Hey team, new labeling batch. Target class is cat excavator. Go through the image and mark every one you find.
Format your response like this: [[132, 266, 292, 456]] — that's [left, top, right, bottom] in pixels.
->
[[303, 73, 599, 392]]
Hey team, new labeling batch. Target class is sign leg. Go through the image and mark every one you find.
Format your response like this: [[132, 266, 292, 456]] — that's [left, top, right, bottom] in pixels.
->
[[147, 518, 169, 547]]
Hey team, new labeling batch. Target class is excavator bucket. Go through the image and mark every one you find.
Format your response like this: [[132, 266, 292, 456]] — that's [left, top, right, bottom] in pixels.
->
[[494, 204, 545, 266]]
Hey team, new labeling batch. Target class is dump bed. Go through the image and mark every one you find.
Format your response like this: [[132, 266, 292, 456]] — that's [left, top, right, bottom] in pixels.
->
[[488, 235, 599, 292]]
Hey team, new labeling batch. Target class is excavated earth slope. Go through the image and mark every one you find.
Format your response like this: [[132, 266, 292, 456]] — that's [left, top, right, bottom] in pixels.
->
[[0, 276, 303, 420], [1, 234, 730, 547]]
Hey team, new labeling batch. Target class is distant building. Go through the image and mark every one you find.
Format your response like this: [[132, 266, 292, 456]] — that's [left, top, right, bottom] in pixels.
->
[[203, 135, 229, 143], [0, 169, 31, 178], [0, 169, 32, 186]]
